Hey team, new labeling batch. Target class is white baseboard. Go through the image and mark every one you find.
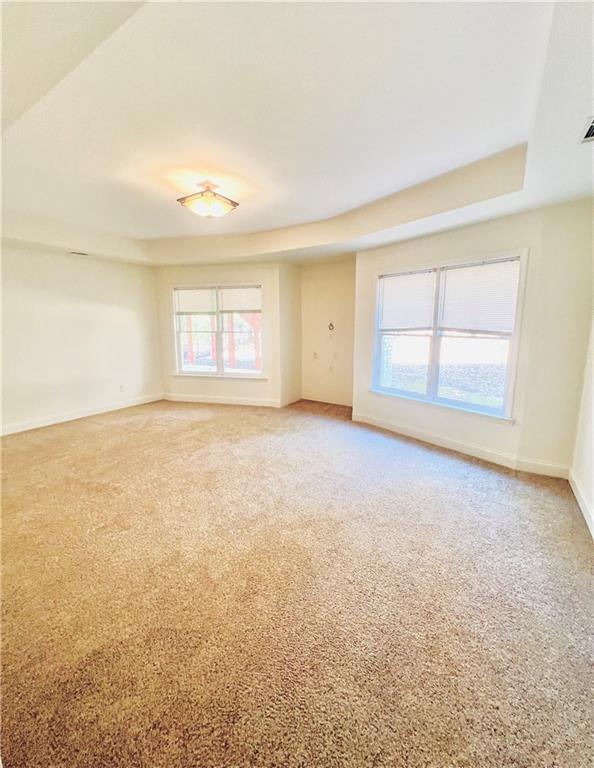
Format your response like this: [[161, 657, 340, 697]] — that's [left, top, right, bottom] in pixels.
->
[[352, 411, 518, 469], [164, 393, 281, 408], [1, 394, 164, 436], [516, 457, 568, 479], [569, 471, 593, 539], [352, 411, 569, 478]]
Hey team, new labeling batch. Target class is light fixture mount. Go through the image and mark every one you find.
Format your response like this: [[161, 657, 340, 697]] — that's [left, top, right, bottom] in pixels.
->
[[177, 180, 239, 218]]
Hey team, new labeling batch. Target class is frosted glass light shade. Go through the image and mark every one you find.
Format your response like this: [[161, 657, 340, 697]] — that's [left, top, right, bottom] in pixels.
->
[[177, 185, 238, 218]]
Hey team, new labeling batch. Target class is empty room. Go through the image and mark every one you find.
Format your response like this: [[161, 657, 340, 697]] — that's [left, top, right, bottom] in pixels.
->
[[1, 2, 592, 766]]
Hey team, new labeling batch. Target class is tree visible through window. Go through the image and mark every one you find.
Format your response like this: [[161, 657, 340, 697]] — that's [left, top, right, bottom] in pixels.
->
[[375, 258, 522, 416], [174, 286, 262, 375]]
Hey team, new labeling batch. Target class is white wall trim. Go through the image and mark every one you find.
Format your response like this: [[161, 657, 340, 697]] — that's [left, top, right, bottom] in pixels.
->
[[569, 470, 593, 539], [515, 456, 568, 479], [164, 393, 281, 408], [1, 394, 164, 436], [352, 411, 569, 478], [352, 411, 517, 469], [3, 395, 578, 488]]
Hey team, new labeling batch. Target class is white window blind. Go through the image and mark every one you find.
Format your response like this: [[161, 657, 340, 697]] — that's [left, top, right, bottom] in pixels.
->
[[379, 271, 435, 330], [174, 288, 217, 314], [219, 287, 262, 312], [375, 256, 523, 417], [440, 260, 520, 333]]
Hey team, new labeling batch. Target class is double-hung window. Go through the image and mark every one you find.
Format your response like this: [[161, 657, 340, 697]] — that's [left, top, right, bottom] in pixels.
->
[[173, 285, 263, 376], [374, 256, 523, 417]]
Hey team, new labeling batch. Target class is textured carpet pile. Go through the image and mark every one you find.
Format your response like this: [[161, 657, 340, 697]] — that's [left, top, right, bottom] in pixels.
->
[[1, 400, 592, 767]]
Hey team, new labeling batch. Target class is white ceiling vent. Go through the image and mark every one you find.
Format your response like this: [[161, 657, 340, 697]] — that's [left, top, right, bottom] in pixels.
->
[[581, 117, 594, 143]]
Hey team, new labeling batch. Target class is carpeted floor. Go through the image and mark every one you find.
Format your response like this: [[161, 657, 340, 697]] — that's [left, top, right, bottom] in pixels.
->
[[1, 400, 592, 767]]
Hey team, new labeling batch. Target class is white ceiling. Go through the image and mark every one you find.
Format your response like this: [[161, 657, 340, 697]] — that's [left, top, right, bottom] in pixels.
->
[[1, 1, 143, 131], [3, 2, 556, 241]]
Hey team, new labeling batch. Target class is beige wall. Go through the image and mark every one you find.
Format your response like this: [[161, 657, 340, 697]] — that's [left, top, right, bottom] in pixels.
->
[[278, 263, 302, 407], [518, 200, 593, 468], [570, 318, 593, 537], [301, 259, 355, 407], [352, 199, 592, 477], [1, 245, 162, 434]]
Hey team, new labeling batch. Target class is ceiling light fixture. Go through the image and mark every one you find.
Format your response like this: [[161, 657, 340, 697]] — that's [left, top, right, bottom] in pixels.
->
[[176, 181, 239, 218]]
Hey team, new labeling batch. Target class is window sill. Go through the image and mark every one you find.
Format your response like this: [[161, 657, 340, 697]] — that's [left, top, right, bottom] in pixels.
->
[[173, 372, 268, 381], [369, 387, 515, 423]]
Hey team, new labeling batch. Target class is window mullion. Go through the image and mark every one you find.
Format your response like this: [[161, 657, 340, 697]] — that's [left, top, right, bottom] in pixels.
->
[[427, 269, 442, 401], [215, 288, 224, 375], [175, 328, 182, 373]]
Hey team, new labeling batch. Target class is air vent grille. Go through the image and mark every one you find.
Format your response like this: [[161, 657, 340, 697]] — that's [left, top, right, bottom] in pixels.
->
[[582, 117, 594, 142]]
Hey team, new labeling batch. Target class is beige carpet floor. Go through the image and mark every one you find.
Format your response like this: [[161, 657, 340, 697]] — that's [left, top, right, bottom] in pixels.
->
[[1, 400, 592, 767]]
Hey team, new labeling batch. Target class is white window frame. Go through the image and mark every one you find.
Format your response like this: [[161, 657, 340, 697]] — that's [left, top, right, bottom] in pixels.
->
[[171, 283, 266, 379], [371, 251, 527, 419]]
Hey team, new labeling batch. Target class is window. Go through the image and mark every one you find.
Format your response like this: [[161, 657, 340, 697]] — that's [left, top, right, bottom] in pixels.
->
[[374, 257, 523, 417], [173, 285, 263, 376]]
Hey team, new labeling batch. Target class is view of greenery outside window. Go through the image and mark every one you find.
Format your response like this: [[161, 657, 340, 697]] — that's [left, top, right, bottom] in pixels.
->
[[375, 258, 521, 416], [173, 286, 262, 376]]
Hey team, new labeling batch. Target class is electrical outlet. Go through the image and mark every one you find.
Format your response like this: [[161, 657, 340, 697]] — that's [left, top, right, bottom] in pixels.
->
[[119, 384, 125, 393]]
